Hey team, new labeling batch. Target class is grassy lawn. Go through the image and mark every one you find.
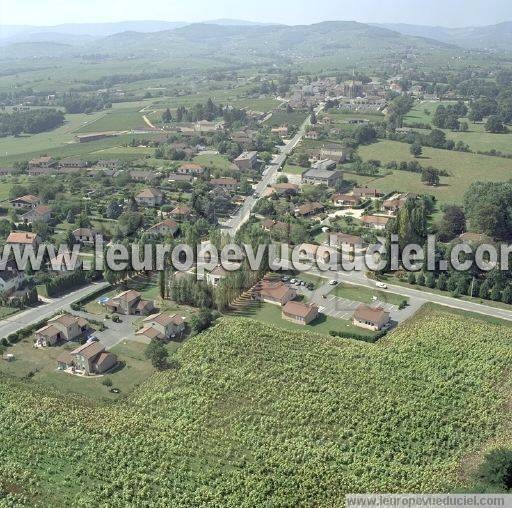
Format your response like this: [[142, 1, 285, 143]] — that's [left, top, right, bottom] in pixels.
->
[[0, 337, 155, 401], [333, 282, 406, 306], [411, 123, 512, 156], [0, 179, 15, 203], [233, 301, 376, 339], [283, 163, 305, 175], [404, 100, 458, 126], [358, 140, 512, 205], [193, 153, 237, 171], [0, 306, 19, 319]]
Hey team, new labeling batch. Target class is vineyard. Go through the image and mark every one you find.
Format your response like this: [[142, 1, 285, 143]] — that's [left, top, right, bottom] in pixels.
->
[[1, 308, 512, 506]]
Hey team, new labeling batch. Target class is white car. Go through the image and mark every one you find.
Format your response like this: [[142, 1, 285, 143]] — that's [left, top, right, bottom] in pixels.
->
[[376, 282, 388, 289], [290, 279, 296, 284], [328, 280, 338, 285]]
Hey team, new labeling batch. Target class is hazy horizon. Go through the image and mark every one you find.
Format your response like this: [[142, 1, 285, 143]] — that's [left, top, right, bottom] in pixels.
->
[[2, 0, 512, 28]]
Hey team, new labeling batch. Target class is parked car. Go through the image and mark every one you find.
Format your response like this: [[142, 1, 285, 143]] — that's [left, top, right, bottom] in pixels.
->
[[376, 282, 388, 289], [281, 276, 289, 282], [290, 278, 296, 284], [328, 280, 338, 285]]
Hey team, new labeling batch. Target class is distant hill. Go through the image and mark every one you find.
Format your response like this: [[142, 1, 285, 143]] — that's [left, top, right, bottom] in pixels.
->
[[81, 21, 453, 62], [375, 21, 512, 50], [0, 20, 188, 42]]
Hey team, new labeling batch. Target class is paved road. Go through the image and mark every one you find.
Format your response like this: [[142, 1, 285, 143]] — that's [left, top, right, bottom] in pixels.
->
[[70, 309, 140, 349], [303, 266, 512, 322], [0, 281, 110, 339], [222, 103, 324, 237]]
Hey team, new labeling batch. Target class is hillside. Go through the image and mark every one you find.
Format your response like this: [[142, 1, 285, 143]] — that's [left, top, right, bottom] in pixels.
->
[[0, 21, 457, 64], [376, 21, 512, 51], [0, 309, 511, 505]]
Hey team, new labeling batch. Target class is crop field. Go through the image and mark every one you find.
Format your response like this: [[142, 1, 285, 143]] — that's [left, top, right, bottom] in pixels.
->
[[0, 309, 511, 505], [358, 140, 512, 204]]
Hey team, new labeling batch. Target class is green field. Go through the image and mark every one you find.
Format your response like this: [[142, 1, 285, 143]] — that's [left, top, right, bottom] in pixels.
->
[[0, 309, 511, 504], [358, 140, 512, 204], [404, 100, 458, 126], [0, 338, 154, 401], [193, 153, 237, 171], [264, 110, 308, 128], [334, 282, 406, 306], [74, 107, 147, 133]]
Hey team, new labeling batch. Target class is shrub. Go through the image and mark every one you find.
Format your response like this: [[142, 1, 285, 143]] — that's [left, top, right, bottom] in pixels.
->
[[473, 448, 512, 492]]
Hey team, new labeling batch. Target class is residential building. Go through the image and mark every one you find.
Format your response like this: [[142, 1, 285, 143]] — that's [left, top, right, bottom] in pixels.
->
[[272, 183, 299, 196], [72, 228, 97, 245], [168, 173, 194, 183], [146, 219, 179, 237], [6, 232, 39, 248], [331, 193, 361, 207], [302, 168, 342, 187], [0, 167, 15, 176], [252, 280, 297, 306], [58, 341, 117, 375], [353, 305, 390, 331], [382, 193, 411, 213], [35, 314, 89, 347], [234, 151, 258, 170], [97, 159, 120, 169], [305, 129, 320, 140], [76, 133, 111, 143], [361, 215, 391, 229], [20, 205, 51, 224], [105, 290, 155, 315], [28, 156, 55, 169], [177, 163, 205, 176], [312, 159, 337, 171], [210, 177, 238, 192], [295, 202, 325, 217], [328, 232, 364, 248], [130, 170, 158, 183], [169, 205, 192, 220], [282, 301, 319, 325], [59, 158, 88, 169], [320, 144, 346, 163], [28, 166, 55, 177], [459, 232, 493, 244], [352, 187, 383, 199], [135, 188, 163, 207], [271, 125, 288, 137], [11, 195, 40, 210], [137, 312, 186, 340], [0, 261, 24, 296], [261, 219, 288, 235], [206, 265, 229, 286]]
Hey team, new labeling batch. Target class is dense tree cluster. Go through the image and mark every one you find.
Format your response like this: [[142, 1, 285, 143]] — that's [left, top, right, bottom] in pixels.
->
[[0, 108, 64, 136]]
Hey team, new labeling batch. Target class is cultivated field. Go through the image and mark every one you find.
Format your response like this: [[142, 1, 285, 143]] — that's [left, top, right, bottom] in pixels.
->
[[0, 308, 511, 505]]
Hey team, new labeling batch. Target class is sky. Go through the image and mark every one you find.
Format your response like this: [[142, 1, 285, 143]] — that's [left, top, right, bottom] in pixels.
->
[[2, 0, 512, 27]]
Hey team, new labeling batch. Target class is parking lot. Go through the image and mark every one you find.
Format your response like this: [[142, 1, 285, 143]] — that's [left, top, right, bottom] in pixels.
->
[[287, 276, 398, 321]]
